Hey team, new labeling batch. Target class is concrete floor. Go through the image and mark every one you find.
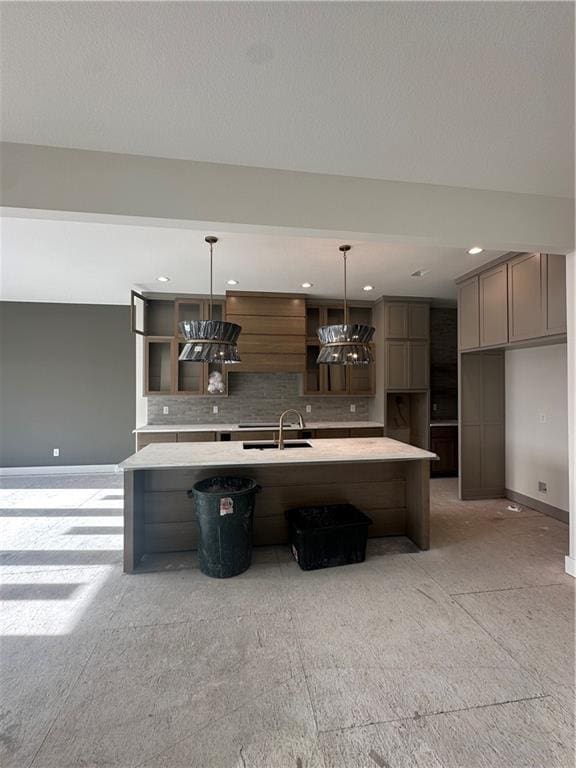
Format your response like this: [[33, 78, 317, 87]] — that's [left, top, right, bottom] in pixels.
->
[[0, 474, 574, 768]]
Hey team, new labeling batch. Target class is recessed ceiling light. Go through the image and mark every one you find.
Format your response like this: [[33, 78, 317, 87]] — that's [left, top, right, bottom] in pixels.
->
[[157, 276, 170, 282], [363, 285, 374, 291], [468, 247, 483, 255], [226, 279, 239, 286], [301, 282, 313, 289]]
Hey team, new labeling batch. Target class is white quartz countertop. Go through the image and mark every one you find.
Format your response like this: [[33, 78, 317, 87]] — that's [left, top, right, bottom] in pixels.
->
[[133, 421, 385, 434], [121, 437, 437, 471]]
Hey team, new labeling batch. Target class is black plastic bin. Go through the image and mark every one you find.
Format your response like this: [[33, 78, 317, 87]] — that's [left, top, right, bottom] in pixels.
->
[[285, 504, 373, 571], [189, 477, 259, 578]]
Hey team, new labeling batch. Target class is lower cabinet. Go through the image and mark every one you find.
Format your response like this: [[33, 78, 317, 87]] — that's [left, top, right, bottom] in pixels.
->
[[136, 426, 385, 450], [136, 431, 215, 451], [430, 426, 458, 477]]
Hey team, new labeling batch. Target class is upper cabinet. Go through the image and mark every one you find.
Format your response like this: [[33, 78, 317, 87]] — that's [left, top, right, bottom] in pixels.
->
[[141, 296, 228, 397], [383, 302, 430, 340], [457, 253, 566, 352], [226, 292, 306, 373], [458, 276, 480, 351], [382, 300, 430, 391], [542, 253, 567, 336], [508, 253, 542, 343], [303, 302, 375, 396], [479, 264, 508, 347]]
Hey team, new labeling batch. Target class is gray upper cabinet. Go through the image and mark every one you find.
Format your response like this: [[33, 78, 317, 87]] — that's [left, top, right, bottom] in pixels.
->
[[384, 341, 428, 390], [458, 276, 480, 351], [508, 253, 543, 343], [542, 253, 567, 336], [385, 341, 409, 389], [384, 303, 409, 338], [479, 264, 508, 347], [409, 341, 429, 388], [384, 301, 429, 340], [408, 303, 430, 339], [457, 252, 567, 352]]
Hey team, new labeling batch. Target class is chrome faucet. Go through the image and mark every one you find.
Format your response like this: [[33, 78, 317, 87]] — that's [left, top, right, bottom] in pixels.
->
[[277, 409, 305, 450]]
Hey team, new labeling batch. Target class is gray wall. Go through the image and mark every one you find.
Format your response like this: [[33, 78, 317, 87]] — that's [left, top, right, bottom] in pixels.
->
[[430, 306, 458, 420], [148, 373, 370, 425], [0, 302, 135, 467]]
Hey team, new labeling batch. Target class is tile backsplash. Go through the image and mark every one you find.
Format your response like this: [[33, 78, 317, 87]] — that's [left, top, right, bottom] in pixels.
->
[[147, 373, 370, 425], [430, 306, 458, 421]]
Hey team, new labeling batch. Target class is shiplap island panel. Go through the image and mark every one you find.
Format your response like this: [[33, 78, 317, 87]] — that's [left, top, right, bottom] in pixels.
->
[[121, 437, 436, 572]]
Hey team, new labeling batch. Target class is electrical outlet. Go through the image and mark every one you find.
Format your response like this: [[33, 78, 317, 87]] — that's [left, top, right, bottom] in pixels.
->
[[53, 448, 59, 457], [538, 481, 547, 493], [163, 406, 169, 415], [212, 405, 219, 415], [539, 413, 546, 423], [350, 404, 356, 413], [432, 403, 438, 412], [305, 405, 312, 414]]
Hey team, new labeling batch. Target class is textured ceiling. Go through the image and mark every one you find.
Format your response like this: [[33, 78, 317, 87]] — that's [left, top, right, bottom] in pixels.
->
[[1, 1, 573, 197], [0, 216, 504, 304]]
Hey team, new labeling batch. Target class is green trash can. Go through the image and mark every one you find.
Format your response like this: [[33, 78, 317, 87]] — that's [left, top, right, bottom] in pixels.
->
[[189, 477, 260, 578]]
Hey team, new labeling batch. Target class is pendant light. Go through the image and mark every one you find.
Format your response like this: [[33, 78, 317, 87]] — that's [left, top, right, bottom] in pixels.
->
[[179, 236, 242, 363], [317, 245, 375, 365]]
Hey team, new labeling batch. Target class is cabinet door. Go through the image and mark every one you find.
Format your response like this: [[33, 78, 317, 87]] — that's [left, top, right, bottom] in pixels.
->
[[177, 432, 216, 442], [176, 342, 204, 394], [325, 363, 348, 394], [175, 299, 202, 337], [408, 303, 429, 339], [408, 342, 429, 389], [385, 341, 409, 389], [146, 301, 175, 337], [479, 264, 508, 347], [384, 303, 408, 338], [508, 253, 543, 343], [348, 362, 375, 396], [542, 254, 567, 335], [136, 432, 177, 451], [430, 434, 458, 476], [458, 276, 480, 351], [144, 339, 174, 395], [304, 343, 323, 394]]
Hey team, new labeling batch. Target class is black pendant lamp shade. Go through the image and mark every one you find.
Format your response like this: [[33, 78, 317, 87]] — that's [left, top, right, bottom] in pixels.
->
[[178, 237, 242, 364], [316, 245, 375, 365]]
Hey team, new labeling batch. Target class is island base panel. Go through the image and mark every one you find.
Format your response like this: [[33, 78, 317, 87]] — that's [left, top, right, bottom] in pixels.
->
[[123, 460, 430, 572]]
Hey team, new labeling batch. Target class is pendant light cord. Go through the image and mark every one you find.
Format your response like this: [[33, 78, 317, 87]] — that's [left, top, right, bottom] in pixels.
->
[[343, 250, 348, 324], [339, 244, 351, 324], [209, 239, 213, 321]]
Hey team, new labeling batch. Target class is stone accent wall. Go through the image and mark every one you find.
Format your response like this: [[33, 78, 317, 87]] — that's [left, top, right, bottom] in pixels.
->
[[147, 372, 371, 425], [430, 307, 458, 420]]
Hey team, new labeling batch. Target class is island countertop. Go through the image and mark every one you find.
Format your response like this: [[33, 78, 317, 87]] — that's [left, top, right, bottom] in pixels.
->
[[120, 437, 437, 471]]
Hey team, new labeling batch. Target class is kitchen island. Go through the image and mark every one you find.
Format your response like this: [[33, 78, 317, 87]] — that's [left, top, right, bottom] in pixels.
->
[[120, 437, 436, 572]]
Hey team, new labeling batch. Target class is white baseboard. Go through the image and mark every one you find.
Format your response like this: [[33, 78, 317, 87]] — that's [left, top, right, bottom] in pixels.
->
[[0, 464, 120, 477], [565, 556, 576, 578]]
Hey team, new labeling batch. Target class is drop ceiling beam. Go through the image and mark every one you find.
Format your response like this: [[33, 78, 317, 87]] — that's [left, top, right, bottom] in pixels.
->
[[1, 142, 573, 254]]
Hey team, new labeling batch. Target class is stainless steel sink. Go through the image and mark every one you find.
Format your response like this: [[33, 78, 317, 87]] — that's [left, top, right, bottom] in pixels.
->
[[242, 441, 312, 450], [237, 423, 298, 429]]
